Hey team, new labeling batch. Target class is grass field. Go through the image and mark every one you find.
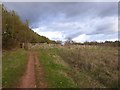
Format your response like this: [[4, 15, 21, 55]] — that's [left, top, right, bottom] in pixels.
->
[[2, 45, 119, 88], [2, 49, 27, 88], [37, 45, 119, 88]]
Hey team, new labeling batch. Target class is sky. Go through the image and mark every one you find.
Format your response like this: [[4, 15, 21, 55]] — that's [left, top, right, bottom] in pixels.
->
[[3, 2, 119, 43]]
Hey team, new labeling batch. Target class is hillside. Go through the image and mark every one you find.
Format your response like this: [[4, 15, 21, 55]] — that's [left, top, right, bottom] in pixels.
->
[[2, 5, 52, 50]]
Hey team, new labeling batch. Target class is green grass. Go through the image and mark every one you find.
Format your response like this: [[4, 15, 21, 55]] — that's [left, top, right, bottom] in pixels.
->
[[2, 49, 27, 88], [37, 48, 77, 88]]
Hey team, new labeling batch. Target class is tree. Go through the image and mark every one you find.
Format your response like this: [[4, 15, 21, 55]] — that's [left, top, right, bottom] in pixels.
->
[[2, 5, 53, 50]]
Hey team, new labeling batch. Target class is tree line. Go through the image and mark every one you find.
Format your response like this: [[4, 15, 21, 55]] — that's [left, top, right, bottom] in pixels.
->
[[70, 40, 120, 47], [56, 39, 120, 47], [2, 5, 53, 50]]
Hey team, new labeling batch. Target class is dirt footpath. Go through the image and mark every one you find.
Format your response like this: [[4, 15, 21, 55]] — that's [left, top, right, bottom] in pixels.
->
[[18, 51, 47, 88], [18, 52, 36, 88]]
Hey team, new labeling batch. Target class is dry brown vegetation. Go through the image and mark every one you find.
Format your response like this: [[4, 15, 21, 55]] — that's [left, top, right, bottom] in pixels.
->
[[33, 43, 119, 88], [56, 45, 119, 88]]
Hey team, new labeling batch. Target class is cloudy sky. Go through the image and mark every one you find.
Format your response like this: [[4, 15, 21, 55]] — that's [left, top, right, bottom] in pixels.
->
[[3, 2, 118, 42]]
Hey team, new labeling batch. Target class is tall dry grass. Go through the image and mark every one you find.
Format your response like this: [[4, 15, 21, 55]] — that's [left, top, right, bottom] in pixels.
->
[[57, 45, 118, 88]]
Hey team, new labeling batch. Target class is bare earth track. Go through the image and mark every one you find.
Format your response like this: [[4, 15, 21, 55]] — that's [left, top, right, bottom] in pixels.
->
[[18, 51, 47, 88], [34, 52, 47, 88]]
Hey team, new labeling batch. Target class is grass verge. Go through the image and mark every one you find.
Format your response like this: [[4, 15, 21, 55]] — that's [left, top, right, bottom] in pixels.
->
[[37, 48, 77, 88], [2, 49, 27, 88]]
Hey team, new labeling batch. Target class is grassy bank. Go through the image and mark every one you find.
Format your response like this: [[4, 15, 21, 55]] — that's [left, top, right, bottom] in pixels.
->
[[37, 48, 77, 88], [2, 49, 27, 88], [36, 45, 118, 88]]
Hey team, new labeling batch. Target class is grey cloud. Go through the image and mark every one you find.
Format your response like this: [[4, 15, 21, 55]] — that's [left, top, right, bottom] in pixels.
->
[[65, 31, 82, 39], [3, 2, 117, 27], [88, 22, 116, 35], [3, 2, 118, 42], [88, 33, 118, 41]]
